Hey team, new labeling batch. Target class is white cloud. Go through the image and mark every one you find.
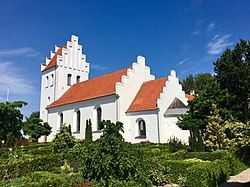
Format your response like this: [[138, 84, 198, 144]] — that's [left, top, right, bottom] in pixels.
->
[[0, 47, 39, 57], [0, 61, 35, 96], [207, 34, 233, 55], [207, 22, 215, 32], [178, 58, 189, 66], [91, 64, 108, 70], [191, 30, 200, 36]]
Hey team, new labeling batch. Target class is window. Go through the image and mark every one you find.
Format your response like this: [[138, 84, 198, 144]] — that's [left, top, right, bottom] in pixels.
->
[[67, 74, 72, 86], [50, 74, 54, 86], [138, 120, 146, 138], [97, 107, 102, 130], [76, 75, 80, 83], [76, 110, 81, 132], [46, 76, 49, 88], [60, 113, 63, 126]]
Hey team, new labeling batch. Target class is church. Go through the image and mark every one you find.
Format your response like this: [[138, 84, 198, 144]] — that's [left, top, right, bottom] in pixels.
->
[[40, 35, 194, 143]]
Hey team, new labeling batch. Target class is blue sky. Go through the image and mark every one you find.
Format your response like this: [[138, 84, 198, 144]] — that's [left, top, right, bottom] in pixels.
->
[[0, 0, 249, 116]]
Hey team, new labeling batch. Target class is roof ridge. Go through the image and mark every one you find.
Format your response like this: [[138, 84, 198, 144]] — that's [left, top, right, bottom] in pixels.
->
[[142, 77, 168, 84], [74, 67, 130, 86]]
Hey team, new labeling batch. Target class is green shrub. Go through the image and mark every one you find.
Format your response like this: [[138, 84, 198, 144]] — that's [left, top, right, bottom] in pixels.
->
[[85, 119, 93, 145], [1, 171, 85, 187], [52, 124, 77, 153], [185, 161, 228, 187], [81, 120, 151, 186], [0, 154, 64, 180], [167, 137, 187, 153], [165, 158, 204, 183]]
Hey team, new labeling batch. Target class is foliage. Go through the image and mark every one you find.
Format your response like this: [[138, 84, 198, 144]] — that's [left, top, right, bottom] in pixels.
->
[[167, 137, 187, 153], [0, 101, 27, 146], [224, 121, 250, 164], [204, 104, 229, 151], [0, 154, 64, 180], [52, 124, 77, 153], [81, 120, 151, 186], [0, 171, 85, 187], [181, 73, 215, 95], [23, 111, 52, 142], [214, 39, 250, 122], [85, 119, 92, 145]]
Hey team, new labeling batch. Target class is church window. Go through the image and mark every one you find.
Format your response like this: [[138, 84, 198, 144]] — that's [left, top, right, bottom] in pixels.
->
[[138, 120, 146, 138], [50, 74, 54, 86], [76, 110, 81, 132], [60, 113, 63, 126], [67, 74, 72, 86], [46, 76, 49, 88], [97, 107, 102, 130], [76, 75, 80, 83]]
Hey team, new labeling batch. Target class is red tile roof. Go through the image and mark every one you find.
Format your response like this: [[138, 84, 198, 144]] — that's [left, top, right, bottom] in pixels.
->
[[42, 47, 63, 72], [185, 94, 195, 101], [48, 68, 129, 108], [127, 77, 167, 112]]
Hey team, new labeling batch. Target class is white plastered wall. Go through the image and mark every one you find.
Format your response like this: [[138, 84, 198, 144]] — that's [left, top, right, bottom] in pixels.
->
[[47, 95, 117, 141], [126, 110, 159, 143], [157, 70, 189, 143], [115, 56, 155, 141], [40, 35, 89, 124]]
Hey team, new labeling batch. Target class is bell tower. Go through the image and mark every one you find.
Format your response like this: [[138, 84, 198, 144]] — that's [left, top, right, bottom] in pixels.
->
[[40, 35, 90, 122]]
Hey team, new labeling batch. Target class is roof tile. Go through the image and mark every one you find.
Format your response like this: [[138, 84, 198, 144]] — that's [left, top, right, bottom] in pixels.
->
[[48, 68, 129, 108], [127, 77, 167, 112]]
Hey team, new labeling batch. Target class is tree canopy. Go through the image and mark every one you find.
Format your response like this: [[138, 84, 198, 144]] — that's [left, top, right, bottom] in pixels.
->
[[214, 39, 250, 122], [178, 39, 250, 151], [0, 101, 27, 146], [23, 111, 52, 142]]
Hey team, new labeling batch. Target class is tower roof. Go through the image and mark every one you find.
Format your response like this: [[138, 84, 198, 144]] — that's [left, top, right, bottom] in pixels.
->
[[42, 47, 64, 72]]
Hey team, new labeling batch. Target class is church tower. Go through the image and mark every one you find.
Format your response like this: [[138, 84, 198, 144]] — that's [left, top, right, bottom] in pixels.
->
[[40, 35, 90, 122]]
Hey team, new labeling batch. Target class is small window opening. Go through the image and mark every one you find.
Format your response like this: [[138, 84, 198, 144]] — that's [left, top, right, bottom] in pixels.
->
[[67, 74, 72, 86]]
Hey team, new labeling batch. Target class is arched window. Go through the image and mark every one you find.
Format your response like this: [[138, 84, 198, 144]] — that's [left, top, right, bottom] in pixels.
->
[[50, 74, 54, 86], [76, 110, 81, 132], [138, 120, 146, 138], [76, 75, 80, 83], [67, 74, 72, 86], [97, 107, 102, 130], [60, 113, 63, 126], [46, 76, 49, 88]]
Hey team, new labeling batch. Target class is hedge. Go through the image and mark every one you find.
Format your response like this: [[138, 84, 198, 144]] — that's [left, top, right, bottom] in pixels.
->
[[0, 171, 86, 187], [0, 154, 64, 180], [163, 152, 246, 187]]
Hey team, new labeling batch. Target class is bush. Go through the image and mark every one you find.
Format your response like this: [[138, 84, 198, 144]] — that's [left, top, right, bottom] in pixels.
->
[[1, 171, 85, 187], [0, 154, 64, 180], [85, 119, 92, 145], [52, 124, 77, 153], [81, 120, 151, 186], [167, 137, 187, 153]]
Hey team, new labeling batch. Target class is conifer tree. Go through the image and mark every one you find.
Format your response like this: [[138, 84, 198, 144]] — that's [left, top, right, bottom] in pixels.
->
[[85, 119, 92, 144]]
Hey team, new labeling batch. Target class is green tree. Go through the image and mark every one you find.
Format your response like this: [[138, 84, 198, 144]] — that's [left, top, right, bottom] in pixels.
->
[[204, 104, 229, 151], [85, 119, 92, 145], [178, 78, 232, 151], [23, 111, 52, 142], [52, 124, 77, 153], [214, 39, 250, 122], [0, 101, 27, 146], [181, 73, 215, 95], [82, 120, 150, 185]]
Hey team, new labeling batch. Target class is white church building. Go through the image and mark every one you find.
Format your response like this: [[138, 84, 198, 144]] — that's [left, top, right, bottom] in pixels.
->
[[40, 35, 194, 143]]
